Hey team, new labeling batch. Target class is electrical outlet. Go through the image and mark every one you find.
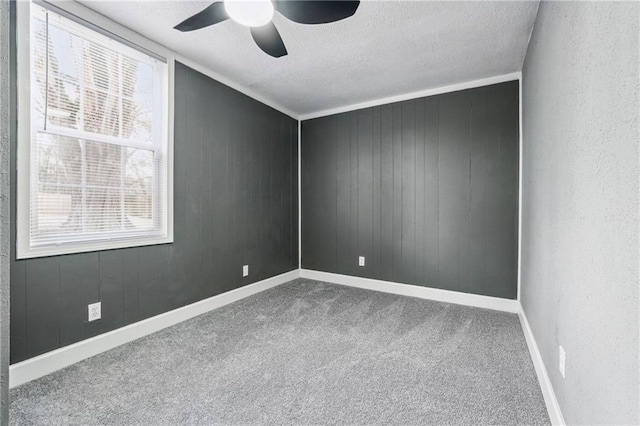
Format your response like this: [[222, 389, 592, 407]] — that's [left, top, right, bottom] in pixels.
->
[[88, 302, 101, 322], [559, 345, 566, 378], [358, 256, 365, 267], [243, 265, 249, 277]]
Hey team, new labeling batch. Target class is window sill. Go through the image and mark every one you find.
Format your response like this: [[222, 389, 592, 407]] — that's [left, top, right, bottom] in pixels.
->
[[16, 234, 174, 259]]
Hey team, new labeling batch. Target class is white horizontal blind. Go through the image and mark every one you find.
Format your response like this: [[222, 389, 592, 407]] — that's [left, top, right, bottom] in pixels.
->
[[29, 3, 168, 248]]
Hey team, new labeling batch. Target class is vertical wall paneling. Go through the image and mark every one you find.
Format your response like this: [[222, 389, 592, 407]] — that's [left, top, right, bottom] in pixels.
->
[[400, 100, 416, 284], [379, 105, 393, 282], [357, 109, 373, 277], [391, 104, 402, 280], [484, 87, 503, 297], [413, 100, 425, 286], [301, 81, 519, 299], [24, 257, 60, 358], [469, 87, 489, 296], [98, 250, 124, 332], [58, 253, 100, 347], [335, 114, 350, 275], [371, 107, 381, 278], [324, 117, 338, 272], [438, 90, 470, 293], [10, 62, 299, 363], [498, 85, 519, 299], [120, 247, 140, 325], [423, 97, 439, 288], [9, 260, 26, 362], [349, 113, 358, 276]]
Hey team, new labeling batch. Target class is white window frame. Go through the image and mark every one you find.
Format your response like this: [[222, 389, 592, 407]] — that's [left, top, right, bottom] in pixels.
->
[[17, 0, 175, 259]]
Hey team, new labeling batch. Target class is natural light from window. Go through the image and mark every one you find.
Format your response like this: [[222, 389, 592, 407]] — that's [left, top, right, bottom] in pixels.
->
[[18, 2, 172, 258]]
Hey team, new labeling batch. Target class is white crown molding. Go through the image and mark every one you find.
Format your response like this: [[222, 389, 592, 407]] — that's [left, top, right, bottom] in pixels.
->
[[299, 72, 522, 121], [518, 305, 566, 425], [299, 269, 519, 313], [9, 269, 300, 388]]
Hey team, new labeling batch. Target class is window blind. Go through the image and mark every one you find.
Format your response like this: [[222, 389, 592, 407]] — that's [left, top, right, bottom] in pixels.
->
[[29, 3, 168, 248]]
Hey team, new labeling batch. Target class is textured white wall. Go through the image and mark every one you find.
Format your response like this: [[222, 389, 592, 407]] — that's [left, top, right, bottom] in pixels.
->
[[0, 0, 10, 424], [521, 2, 639, 424]]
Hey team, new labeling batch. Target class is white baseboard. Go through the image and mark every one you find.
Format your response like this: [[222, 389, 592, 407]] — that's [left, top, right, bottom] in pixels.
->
[[299, 269, 519, 313], [9, 266, 563, 426], [9, 269, 300, 388], [518, 306, 566, 425]]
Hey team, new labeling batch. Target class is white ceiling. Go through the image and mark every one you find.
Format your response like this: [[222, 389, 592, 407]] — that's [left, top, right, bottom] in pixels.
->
[[78, 0, 540, 117]]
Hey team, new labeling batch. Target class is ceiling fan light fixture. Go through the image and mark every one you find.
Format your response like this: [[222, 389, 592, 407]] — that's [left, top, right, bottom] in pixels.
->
[[224, 0, 274, 27]]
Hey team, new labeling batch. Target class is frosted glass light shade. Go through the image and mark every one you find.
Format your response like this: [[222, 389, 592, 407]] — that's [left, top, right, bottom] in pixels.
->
[[224, 0, 274, 27]]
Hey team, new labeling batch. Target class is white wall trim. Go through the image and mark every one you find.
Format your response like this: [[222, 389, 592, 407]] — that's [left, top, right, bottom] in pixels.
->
[[517, 72, 523, 302], [297, 120, 302, 268], [299, 72, 521, 121], [9, 269, 300, 389], [300, 269, 519, 313], [518, 305, 566, 426]]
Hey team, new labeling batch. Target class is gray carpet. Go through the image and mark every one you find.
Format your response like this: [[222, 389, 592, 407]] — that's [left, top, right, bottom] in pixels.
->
[[10, 279, 549, 425]]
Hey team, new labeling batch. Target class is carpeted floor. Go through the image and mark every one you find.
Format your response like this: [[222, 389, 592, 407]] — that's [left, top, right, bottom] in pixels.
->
[[10, 279, 549, 425]]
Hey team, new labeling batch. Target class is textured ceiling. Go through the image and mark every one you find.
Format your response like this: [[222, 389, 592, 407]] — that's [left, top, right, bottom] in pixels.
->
[[78, 0, 539, 117]]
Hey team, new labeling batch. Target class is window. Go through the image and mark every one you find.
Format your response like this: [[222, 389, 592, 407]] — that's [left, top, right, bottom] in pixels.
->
[[17, 2, 173, 258]]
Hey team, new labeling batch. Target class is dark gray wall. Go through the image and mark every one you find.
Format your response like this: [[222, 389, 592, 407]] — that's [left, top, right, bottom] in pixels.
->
[[521, 2, 639, 424], [301, 81, 519, 299], [9, 56, 299, 362]]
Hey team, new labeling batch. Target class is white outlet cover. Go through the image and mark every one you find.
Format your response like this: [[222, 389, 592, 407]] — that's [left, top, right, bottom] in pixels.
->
[[358, 256, 365, 267], [88, 302, 101, 322], [559, 345, 566, 378], [243, 265, 249, 277]]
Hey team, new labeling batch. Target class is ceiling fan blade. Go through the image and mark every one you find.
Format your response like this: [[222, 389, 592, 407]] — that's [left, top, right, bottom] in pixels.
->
[[274, 1, 359, 24], [174, 2, 228, 32], [250, 22, 288, 58]]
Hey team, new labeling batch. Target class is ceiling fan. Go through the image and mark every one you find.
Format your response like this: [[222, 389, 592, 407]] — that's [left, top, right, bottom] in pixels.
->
[[174, 0, 360, 58]]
